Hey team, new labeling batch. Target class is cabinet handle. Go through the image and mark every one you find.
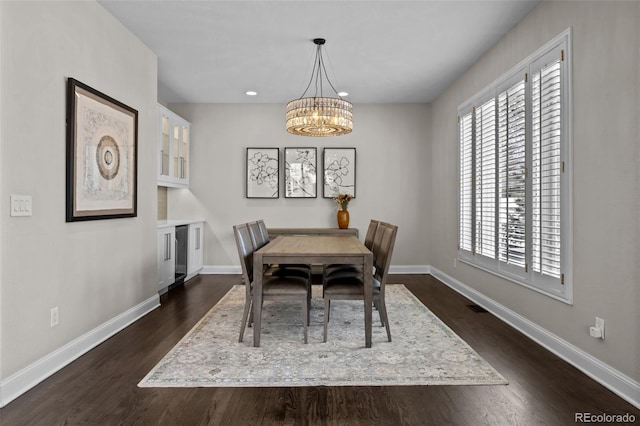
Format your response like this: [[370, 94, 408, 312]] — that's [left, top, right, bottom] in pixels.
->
[[164, 233, 171, 260], [195, 227, 200, 250]]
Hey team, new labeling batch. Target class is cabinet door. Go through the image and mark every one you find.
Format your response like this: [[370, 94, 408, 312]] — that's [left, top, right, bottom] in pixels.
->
[[157, 104, 190, 188], [157, 227, 176, 291], [172, 118, 190, 183], [187, 222, 204, 279], [158, 108, 171, 181]]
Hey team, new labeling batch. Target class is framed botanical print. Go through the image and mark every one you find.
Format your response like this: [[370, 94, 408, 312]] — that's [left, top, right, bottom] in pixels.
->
[[285, 147, 317, 198], [66, 78, 138, 222], [323, 147, 356, 198], [246, 147, 279, 198]]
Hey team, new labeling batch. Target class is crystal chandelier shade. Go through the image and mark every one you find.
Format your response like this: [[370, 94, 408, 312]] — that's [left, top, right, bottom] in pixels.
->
[[286, 39, 353, 137]]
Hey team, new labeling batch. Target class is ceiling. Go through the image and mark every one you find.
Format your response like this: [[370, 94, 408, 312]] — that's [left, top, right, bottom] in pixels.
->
[[98, 0, 539, 104]]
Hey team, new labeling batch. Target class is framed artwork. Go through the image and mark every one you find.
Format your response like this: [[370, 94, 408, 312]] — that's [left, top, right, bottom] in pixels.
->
[[285, 147, 317, 198], [323, 147, 356, 198], [66, 78, 138, 222], [246, 147, 279, 198]]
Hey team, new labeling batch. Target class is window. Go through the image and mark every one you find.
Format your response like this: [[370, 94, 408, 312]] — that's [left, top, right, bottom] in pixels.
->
[[457, 29, 572, 303]]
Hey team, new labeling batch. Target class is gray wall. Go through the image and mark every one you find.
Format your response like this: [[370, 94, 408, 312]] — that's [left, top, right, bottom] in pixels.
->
[[0, 1, 158, 378], [167, 103, 431, 269], [429, 1, 639, 380]]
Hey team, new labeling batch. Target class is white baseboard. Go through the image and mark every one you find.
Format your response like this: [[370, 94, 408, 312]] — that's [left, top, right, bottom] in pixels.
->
[[389, 265, 430, 274], [0, 294, 160, 408], [201, 265, 241, 274], [201, 265, 430, 275], [428, 265, 640, 410]]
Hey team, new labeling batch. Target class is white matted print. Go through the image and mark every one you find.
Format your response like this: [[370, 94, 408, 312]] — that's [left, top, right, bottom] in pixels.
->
[[285, 147, 317, 198], [323, 148, 356, 198], [246, 148, 279, 198]]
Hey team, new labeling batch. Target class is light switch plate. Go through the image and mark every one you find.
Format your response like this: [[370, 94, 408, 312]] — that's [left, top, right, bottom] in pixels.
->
[[10, 194, 32, 217]]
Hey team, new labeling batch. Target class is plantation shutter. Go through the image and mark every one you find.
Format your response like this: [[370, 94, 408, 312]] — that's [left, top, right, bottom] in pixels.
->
[[459, 112, 473, 252], [532, 58, 562, 279], [456, 29, 571, 302], [497, 78, 526, 269], [475, 98, 496, 258]]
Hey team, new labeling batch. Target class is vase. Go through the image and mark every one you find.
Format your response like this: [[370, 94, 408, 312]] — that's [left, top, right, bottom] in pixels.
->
[[337, 209, 350, 229]]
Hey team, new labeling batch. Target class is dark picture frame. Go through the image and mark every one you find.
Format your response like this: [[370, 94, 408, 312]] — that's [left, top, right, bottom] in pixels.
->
[[66, 78, 138, 222], [323, 147, 356, 198], [246, 147, 279, 198], [284, 147, 317, 198]]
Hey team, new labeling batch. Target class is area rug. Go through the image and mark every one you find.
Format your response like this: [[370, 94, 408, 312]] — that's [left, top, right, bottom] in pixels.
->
[[138, 285, 507, 387]]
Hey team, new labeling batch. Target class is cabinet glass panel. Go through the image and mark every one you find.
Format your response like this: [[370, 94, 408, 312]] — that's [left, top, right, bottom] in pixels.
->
[[172, 123, 180, 178], [161, 115, 170, 176], [180, 125, 189, 179]]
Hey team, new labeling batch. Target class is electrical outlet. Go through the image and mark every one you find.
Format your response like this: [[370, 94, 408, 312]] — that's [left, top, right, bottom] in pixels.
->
[[50, 307, 59, 328], [453, 258, 458, 268]]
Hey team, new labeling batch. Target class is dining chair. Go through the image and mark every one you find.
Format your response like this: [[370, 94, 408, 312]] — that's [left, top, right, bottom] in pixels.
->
[[233, 223, 311, 344], [322, 219, 386, 321], [322, 221, 398, 343], [253, 219, 312, 275], [323, 219, 379, 278], [250, 219, 312, 321]]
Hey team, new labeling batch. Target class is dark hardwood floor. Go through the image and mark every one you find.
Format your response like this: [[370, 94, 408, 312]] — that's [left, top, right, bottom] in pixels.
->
[[2, 274, 638, 425]]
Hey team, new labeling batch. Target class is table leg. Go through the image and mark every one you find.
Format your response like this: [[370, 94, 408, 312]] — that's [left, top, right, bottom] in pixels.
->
[[364, 252, 373, 348], [253, 252, 263, 347]]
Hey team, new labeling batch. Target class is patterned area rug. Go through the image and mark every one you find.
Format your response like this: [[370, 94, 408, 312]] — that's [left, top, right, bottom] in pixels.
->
[[139, 285, 507, 387]]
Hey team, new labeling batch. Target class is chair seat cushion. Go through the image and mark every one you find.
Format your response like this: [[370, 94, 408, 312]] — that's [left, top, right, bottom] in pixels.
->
[[267, 265, 311, 279], [324, 264, 363, 277], [262, 275, 309, 295], [324, 276, 381, 296], [279, 263, 312, 270], [324, 268, 363, 280]]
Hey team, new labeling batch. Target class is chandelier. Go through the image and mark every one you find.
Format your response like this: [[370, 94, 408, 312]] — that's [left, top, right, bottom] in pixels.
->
[[286, 38, 353, 137]]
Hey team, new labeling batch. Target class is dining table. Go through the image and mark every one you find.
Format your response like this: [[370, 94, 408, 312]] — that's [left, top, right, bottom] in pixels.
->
[[252, 234, 374, 348]]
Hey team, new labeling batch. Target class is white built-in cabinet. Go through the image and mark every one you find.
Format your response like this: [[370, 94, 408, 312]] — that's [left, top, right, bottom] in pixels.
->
[[157, 226, 176, 292], [158, 104, 190, 188], [186, 222, 204, 281], [157, 220, 204, 294]]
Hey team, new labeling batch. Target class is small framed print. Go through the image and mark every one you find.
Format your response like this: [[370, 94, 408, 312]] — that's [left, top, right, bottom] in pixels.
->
[[66, 78, 138, 222], [285, 147, 317, 198], [323, 147, 356, 198], [246, 147, 279, 198]]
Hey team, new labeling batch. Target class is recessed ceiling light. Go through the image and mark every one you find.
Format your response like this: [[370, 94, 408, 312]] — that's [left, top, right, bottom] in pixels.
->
[[246, 91, 257, 96], [338, 91, 349, 97]]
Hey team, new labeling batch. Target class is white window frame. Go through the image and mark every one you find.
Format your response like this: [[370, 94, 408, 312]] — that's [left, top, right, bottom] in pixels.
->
[[457, 29, 573, 304]]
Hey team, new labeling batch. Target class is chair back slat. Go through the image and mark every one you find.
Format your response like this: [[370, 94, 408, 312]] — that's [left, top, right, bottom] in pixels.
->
[[373, 222, 398, 285], [233, 223, 255, 284], [371, 221, 386, 263], [363, 219, 379, 250], [257, 219, 270, 244], [248, 221, 268, 249]]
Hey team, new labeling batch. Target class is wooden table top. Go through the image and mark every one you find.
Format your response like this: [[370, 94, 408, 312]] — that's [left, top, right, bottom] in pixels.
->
[[258, 235, 370, 256]]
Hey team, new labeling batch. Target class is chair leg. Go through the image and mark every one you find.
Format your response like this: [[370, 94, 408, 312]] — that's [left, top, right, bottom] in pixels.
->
[[303, 299, 308, 344], [378, 299, 392, 342], [248, 300, 255, 327], [374, 300, 384, 326], [307, 284, 312, 325], [323, 298, 330, 342], [239, 300, 252, 342]]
